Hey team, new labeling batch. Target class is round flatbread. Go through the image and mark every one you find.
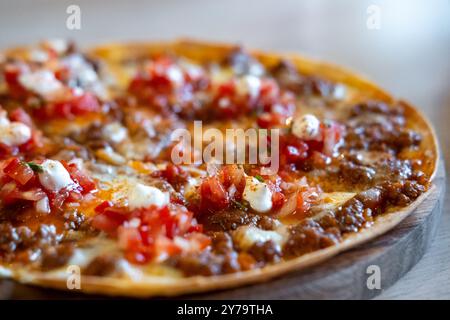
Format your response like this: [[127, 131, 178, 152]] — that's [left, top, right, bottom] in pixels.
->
[[0, 39, 438, 297]]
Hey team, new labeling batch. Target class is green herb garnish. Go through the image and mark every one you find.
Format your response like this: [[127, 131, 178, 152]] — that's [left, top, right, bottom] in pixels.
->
[[26, 162, 43, 173], [254, 175, 265, 182]]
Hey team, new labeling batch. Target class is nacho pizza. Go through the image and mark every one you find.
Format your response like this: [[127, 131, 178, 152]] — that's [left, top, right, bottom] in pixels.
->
[[0, 39, 438, 296]]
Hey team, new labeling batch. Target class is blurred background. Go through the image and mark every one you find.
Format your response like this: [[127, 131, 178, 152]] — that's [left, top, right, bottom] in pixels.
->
[[0, 0, 449, 299]]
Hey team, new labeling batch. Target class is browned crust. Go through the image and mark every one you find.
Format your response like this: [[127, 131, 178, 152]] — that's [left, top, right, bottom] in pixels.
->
[[0, 39, 439, 297]]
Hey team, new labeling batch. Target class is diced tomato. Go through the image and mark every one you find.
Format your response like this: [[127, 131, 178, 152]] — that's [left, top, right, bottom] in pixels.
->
[[219, 164, 246, 194], [211, 78, 284, 119], [48, 188, 71, 209], [160, 163, 186, 182], [211, 82, 240, 118], [277, 118, 344, 169], [118, 225, 144, 251], [95, 200, 114, 213], [263, 176, 287, 211], [271, 190, 286, 210], [200, 176, 230, 211], [196, 165, 249, 214], [36, 161, 97, 209], [154, 236, 182, 260], [170, 208, 195, 237], [128, 56, 185, 98], [187, 223, 203, 233], [257, 112, 285, 129], [296, 186, 320, 217], [3, 158, 34, 185], [0, 158, 43, 206], [92, 207, 128, 235], [3, 64, 28, 98], [157, 206, 177, 238], [9, 108, 33, 127], [184, 232, 211, 251], [321, 122, 344, 156], [308, 151, 328, 169], [153, 164, 188, 190], [34, 92, 101, 120], [62, 161, 96, 194], [281, 137, 309, 165], [18, 130, 43, 153], [54, 66, 70, 82], [0, 143, 15, 159], [70, 92, 101, 115], [0, 156, 96, 213], [258, 80, 285, 112], [53, 92, 100, 118], [93, 203, 208, 264], [119, 226, 153, 264], [0, 181, 45, 205]]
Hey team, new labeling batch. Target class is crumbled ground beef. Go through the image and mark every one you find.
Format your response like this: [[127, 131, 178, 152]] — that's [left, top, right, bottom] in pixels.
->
[[283, 220, 341, 257], [172, 250, 235, 276], [248, 240, 282, 263], [0, 223, 63, 265], [40, 243, 74, 271], [83, 255, 118, 276], [171, 230, 242, 276], [63, 210, 85, 230], [210, 231, 235, 254], [345, 124, 422, 153], [271, 60, 337, 97], [0, 223, 34, 254], [350, 101, 403, 117], [226, 48, 262, 76], [335, 197, 373, 233], [380, 180, 425, 206], [338, 161, 376, 185], [200, 209, 276, 232], [324, 179, 425, 234], [345, 101, 422, 154]]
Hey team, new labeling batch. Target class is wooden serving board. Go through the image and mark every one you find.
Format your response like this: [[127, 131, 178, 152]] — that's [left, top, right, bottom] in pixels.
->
[[0, 161, 445, 300]]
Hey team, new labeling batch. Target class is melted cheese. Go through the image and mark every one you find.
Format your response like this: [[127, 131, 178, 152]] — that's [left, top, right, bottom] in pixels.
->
[[127, 183, 169, 210], [68, 239, 119, 267], [211, 67, 233, 84], [292, 114, 321, 140], [63, 54, 108, 99], [102, 122, 128, 144], [38, 160, 75, 192], [233, 225, 287, 250], [243, 176, 273, 213], [0, 113, 32, 146], [29, 49, 49, 63], [236, 75, 261, 99], [18, 70, 63, 98], [310, 192, 357, 220], [166, 65, 184, 86], [43, 38, 68, 54]]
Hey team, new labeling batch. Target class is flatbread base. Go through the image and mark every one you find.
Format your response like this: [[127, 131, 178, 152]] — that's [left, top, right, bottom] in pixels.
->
[[0, 40, 439, 297]]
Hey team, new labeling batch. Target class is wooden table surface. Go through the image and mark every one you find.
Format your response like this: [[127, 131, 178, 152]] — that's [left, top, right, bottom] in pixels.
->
[[0, 0, 448, 299]]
